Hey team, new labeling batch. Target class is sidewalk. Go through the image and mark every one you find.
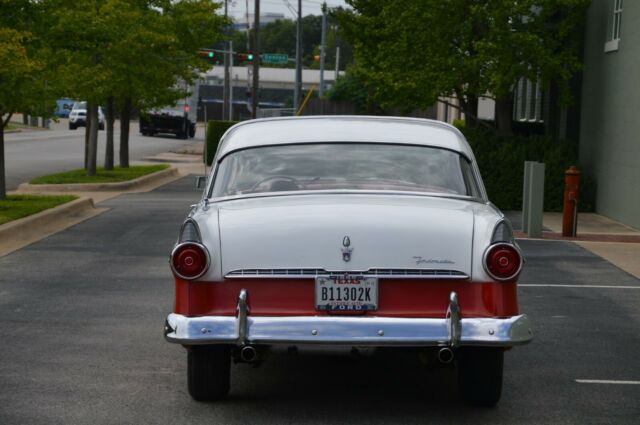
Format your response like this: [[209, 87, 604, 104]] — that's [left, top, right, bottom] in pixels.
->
[[512, 211, 640, 279]]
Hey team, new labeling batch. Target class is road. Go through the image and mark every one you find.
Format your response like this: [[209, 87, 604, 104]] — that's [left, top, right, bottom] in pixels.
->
[[3, 118, 202, 190], [0, 177, 639, 424]]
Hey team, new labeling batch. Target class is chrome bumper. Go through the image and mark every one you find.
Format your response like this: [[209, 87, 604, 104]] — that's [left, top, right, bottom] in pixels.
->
[[164, 290, 533, 347]]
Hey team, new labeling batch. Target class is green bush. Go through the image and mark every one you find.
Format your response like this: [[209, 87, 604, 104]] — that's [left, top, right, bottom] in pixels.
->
[[452, 119, 465, 130], [205, 120, 239, 165], [462, 127, 594, 212]]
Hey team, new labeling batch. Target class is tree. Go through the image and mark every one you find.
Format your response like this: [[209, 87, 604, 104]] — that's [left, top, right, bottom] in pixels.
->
[[42, 0, 225, 170], [106, 0, 225, 167], [0, 1, 55, 199], [340, 0, 589, 134], [223, 12, 353, 70]]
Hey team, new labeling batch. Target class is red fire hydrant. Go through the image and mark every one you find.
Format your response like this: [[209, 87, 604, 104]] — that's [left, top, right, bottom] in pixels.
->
[[562, 166, 581, 237]]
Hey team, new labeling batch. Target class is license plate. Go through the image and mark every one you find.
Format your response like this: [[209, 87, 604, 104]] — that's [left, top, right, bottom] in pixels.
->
[[315, 275, 378, 311]]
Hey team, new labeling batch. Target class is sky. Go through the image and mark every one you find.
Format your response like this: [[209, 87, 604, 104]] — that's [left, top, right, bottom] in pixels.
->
[[226, 0, 349, 20]]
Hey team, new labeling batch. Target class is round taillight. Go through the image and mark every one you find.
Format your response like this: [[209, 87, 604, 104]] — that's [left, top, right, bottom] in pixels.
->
[[484, 243, 522, 281], [171, 242, 210, 280]]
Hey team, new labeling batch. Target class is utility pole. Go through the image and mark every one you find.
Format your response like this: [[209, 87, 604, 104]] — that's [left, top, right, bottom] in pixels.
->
[[222, 0, 230, 121], [294, 0, 302, 112], [334, 46, 340, 79], [229, 40, 234, 121], [251, 0, 260, 118], [245, 0, 252, 115], [319, 2, 327, 98]]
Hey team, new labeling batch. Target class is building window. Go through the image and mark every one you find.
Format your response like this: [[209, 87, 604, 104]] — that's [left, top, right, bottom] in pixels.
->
[[605, 0, 623, 52], [513, 77, 544, 123]]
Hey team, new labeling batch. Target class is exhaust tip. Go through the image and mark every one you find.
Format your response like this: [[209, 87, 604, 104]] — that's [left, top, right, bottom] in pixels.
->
[[438, 347, 454, 364], [240, 345, 258, 362]]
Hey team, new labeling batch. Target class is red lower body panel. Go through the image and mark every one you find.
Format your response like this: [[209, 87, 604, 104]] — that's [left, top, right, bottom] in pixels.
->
[[174, 278, 519, 318]]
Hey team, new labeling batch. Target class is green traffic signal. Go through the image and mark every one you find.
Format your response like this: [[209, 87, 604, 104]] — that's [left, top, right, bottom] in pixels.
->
[[208, 52, 214, 58], [247, 54, 254, 61]]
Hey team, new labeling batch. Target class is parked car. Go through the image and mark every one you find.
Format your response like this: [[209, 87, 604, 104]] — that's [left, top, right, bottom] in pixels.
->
[[164, 116, 533, 406], [54, 98, 76, 118], [68, 101, 105, 130]]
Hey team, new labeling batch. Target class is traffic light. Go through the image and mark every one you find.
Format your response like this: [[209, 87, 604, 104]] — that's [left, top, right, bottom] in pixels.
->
[[237, 53, 255, 63], [198, 50, 216, 64]]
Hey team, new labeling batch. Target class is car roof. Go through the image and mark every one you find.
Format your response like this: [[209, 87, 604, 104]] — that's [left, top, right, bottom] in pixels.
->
[[215, 116, 474, 160]]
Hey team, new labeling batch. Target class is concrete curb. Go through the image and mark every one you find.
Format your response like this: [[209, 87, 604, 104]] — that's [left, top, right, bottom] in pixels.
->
[[17, 167, 178, 192], [0, 197, 105, 257]]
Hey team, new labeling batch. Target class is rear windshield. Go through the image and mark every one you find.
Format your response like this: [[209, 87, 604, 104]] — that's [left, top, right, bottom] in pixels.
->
[[212, 143, 480, 198]]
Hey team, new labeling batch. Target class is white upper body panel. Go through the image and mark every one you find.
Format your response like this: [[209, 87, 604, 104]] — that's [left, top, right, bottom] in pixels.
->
[[188, 116, 506, 282], [215, 116, 476, 161]]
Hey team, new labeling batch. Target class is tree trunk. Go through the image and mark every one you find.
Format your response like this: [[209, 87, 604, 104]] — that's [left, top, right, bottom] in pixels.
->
[[22, 114, 28, 125], [105, 96, 115, 170], [119, 97, 131, 168], [84, 111, 91, 170], [495, 95, 514, 136], [87, 103, 99, 176], [0, 121, 6, 200], [463, 95, 479, 128]]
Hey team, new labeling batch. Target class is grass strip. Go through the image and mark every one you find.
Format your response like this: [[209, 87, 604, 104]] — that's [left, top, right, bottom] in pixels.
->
[[30, 164, 170, 184], [0, 194, 78, 225]]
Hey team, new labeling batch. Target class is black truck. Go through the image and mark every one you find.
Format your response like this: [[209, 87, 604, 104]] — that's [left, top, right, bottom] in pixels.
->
[[139, 110, 196, 139]]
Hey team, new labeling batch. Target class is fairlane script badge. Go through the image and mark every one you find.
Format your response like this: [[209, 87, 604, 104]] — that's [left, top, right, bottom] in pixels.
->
[[413, 256, 455, 265], [341, 236, 353, 262]]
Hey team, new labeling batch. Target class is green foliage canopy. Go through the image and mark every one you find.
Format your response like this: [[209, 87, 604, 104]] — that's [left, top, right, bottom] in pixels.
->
[[340, 0, 589, 122]]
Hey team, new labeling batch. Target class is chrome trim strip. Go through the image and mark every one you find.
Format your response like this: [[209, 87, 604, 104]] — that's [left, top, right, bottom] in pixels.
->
[[210, 189, 483, 204], [225, 268, 469, 279], [164, 313, 533, 347]]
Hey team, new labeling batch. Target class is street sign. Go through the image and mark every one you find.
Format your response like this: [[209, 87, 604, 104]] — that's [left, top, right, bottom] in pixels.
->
[[261, 53, 289, 64]]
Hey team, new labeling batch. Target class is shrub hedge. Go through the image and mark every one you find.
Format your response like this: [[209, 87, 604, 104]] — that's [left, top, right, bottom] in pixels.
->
[[461, 127, 594, 212], [204, 120, 239, 165]]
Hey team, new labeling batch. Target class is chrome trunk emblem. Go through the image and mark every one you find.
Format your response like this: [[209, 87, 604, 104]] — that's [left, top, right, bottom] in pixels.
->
[[341, 236, 353, 262]]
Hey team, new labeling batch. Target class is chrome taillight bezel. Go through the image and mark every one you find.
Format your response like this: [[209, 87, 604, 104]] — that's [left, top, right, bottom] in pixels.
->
[[482, 242, 523, 282], [170, 241, 211, 280]]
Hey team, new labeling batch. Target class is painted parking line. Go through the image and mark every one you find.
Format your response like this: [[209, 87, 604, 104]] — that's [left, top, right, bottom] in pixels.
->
[[576, 379, 640, 385], [520, 284, 640, 289]]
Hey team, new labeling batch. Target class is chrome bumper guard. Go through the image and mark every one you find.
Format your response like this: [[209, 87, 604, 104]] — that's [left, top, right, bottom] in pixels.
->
[[164, 290, 533, 347]]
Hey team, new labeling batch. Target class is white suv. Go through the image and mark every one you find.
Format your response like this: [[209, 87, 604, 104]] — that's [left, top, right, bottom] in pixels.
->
[[69, 102, 105, 130]]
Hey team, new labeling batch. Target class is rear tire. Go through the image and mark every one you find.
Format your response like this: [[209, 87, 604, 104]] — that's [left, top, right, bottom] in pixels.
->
[[69, 123, 76, 130], [187, 345, 231, 401], [457, 347, 504, 407]]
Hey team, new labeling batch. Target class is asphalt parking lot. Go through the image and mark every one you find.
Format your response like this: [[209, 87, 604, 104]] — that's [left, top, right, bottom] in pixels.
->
[[0, 177, 638, 424]]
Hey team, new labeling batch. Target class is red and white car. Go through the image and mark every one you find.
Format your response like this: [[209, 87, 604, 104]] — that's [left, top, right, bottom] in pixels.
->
[[165, 116, 532, 406]]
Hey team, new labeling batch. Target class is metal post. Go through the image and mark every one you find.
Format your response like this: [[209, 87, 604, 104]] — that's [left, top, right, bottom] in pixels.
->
[[294, 0, 302, 111], [204, 103, 207, 174], [222, 0, 230, 121], [251, 0, 260, 119], [334, 46, 340, 79], [245, 0, 252, 113], [229, 40, 234, 121], [319, 2, 327, 97], [522, 161, 533, 234], [526, 162, 545, 238]]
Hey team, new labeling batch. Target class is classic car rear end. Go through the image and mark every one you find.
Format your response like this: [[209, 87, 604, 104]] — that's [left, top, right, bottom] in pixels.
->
[[165, 116, 532, 406]]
